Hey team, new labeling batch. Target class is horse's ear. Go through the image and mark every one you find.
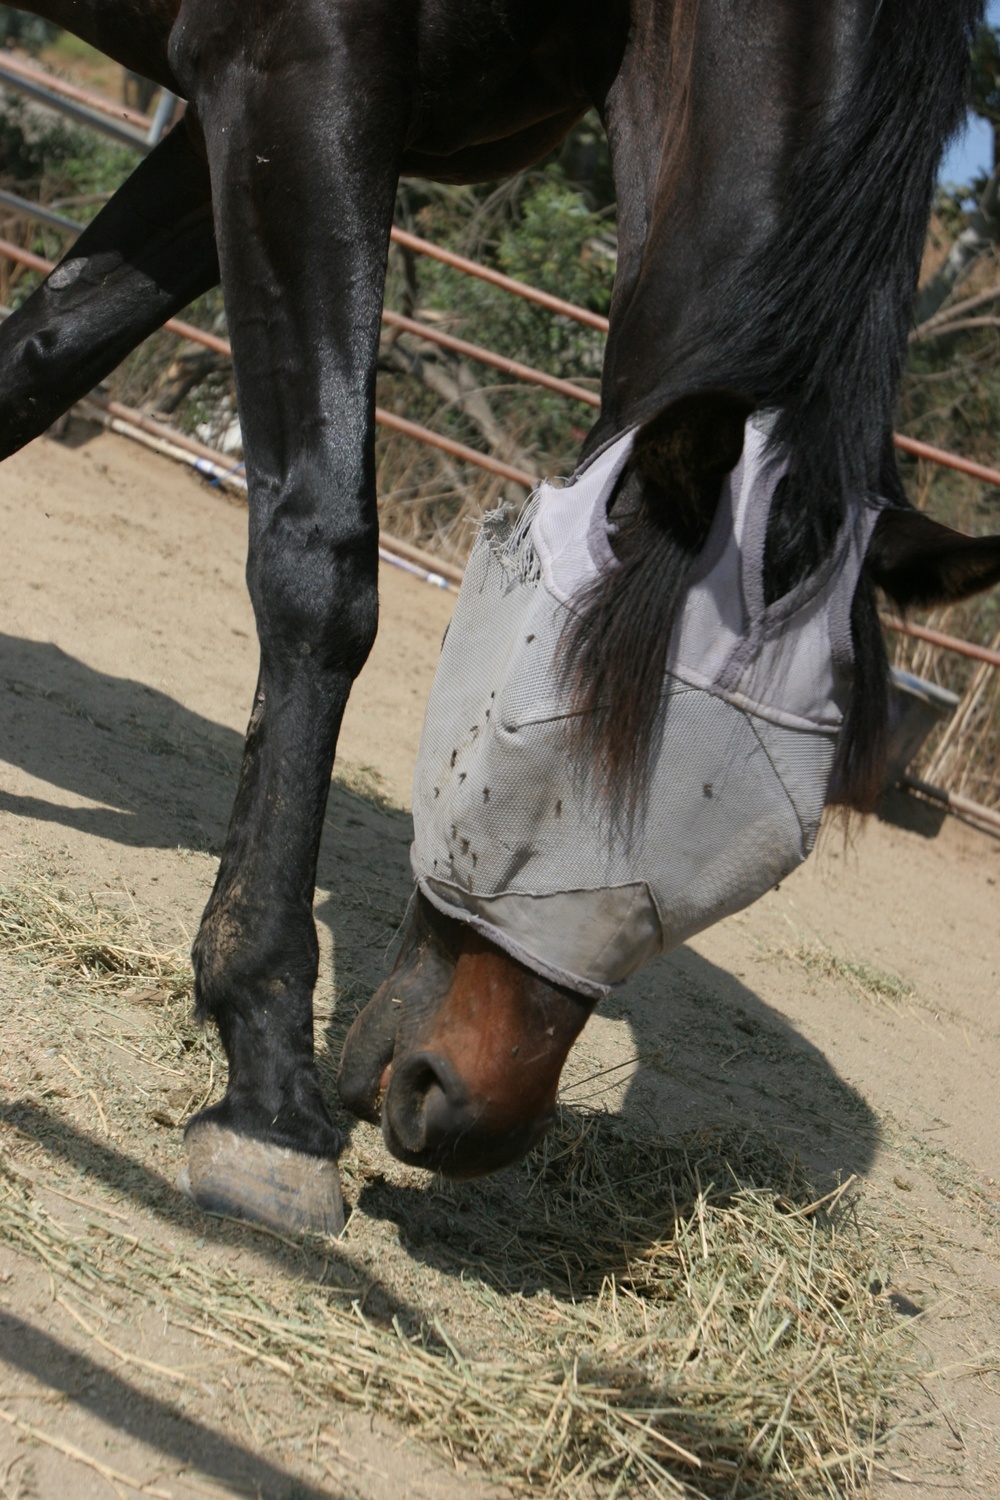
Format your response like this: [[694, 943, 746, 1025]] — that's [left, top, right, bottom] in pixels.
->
[[865, 507, 1000, 609], [631, 390, 755, 544]]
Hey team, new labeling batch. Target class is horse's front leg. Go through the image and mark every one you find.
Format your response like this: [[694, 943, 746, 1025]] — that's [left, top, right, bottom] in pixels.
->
[[172, 3, 410, 1234]]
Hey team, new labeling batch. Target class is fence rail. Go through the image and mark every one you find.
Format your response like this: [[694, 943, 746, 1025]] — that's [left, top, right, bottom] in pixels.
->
[[0, 55, 152, 151], [0, 49, 153, 130], [2, 59, 999, 484], [0, 236, 537, 488], [388, 224, 611, 332], [881, 616, 1000, 671]]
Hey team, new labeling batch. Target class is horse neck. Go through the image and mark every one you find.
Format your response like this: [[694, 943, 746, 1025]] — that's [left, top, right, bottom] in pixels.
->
[[599, 0, 982, 499]]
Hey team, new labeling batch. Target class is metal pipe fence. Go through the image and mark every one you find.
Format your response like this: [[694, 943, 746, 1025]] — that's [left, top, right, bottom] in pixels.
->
[[881, 617, 1000, 671], [4, 60, 999, 486], [0, 237, 537, 487], [0, 55, 152, 152], [0, 49, 153, 130], [0, 52, 998, 824]]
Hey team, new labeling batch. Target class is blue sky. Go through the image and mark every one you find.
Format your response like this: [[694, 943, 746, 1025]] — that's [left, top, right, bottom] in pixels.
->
[[939, 0, 1000, 184]]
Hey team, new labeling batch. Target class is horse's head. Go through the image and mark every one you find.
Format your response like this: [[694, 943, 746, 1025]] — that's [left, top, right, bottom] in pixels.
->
[[339, 390, 1000, 1179]]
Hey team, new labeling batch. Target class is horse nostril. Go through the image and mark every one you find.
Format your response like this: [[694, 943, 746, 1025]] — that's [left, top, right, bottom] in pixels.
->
[[383, 1050, 470, 1158]]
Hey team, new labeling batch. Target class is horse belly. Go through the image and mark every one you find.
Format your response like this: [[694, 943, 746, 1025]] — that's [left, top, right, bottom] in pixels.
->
[[403, 0, 611, 168]]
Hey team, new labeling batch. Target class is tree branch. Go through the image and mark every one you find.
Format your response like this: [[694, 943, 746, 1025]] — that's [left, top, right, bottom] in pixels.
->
[[910, 314, 1000, 343], [910, 283, 1000, 340]]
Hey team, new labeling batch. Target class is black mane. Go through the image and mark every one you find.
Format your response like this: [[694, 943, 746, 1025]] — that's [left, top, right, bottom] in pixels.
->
[[566, 0, 984, 816]]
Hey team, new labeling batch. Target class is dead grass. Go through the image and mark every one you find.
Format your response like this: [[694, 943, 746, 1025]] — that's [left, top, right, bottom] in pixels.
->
[[0, 879, 193, 1003], [0, 877, 913, 1498], [0, 877, 222, 1115], [786, 945, 915, 1011], [0, 1127, 904, 1499], [332, 759, 394, 811], [885, 1117, 1000, 1248], [373, 418, 516, 569]]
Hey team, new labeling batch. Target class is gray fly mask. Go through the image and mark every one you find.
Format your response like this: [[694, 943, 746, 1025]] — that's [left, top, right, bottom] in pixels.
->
[[411, 422, 882, 999]]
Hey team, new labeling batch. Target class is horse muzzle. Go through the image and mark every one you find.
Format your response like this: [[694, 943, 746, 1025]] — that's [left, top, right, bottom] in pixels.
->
[[337, 893, 593, 1177], [380, 1047, 556, 1176]]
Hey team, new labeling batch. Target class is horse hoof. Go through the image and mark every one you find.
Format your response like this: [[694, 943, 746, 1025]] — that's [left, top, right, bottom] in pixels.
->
[[181, 1122, 346, 1237]]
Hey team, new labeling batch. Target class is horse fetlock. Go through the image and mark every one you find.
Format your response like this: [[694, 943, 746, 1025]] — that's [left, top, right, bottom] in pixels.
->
[[191, 898, 331, 1163], [187, 1050, 341, 1160]]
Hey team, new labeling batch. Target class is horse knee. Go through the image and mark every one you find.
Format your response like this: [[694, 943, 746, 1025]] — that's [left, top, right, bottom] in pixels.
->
[[248, 498, 379, 678]]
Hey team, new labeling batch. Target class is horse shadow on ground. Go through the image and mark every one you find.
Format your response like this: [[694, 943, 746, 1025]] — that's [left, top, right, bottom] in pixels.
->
[[0, 632, 879, 1299], [0, 1305, 335, 1500], [877, 783, 948, 839]]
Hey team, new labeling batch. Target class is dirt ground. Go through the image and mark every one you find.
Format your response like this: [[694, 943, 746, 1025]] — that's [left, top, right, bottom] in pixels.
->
[[1, 423, 999, 1498]]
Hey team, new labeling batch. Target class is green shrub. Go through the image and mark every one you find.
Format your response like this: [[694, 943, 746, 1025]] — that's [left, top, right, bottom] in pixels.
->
[[0, 6, 59, 56]]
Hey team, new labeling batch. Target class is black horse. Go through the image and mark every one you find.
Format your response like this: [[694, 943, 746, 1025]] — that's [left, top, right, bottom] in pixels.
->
[[2, 0, 1000, 1232]]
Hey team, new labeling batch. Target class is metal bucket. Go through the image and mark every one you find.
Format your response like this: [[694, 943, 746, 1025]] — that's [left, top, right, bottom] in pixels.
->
[[885, 668, 960, 786]]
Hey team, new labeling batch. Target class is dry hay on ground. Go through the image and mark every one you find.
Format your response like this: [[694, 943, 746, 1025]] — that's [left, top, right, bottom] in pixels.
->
[[0, 875, 913, 1498]]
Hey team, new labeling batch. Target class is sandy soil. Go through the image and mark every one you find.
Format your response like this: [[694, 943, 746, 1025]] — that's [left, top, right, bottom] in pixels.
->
[[0, 423, 999, 1497]]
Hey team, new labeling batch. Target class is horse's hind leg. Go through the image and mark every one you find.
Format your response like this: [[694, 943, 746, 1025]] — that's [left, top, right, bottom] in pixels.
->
[[0, 114, 217, 456], [171, 4, 411, 1234]]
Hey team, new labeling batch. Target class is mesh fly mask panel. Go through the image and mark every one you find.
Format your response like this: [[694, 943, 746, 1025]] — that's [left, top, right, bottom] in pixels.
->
[[411, 422, 882, 999]]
